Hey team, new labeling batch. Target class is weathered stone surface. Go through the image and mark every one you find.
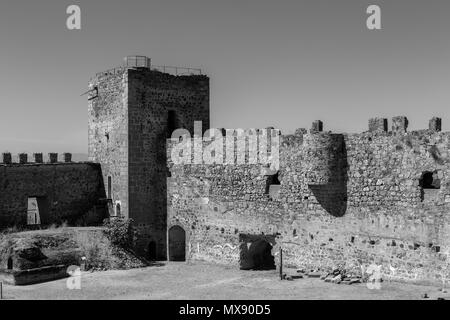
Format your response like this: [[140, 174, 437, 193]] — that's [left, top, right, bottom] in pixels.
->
[[2, 153, 12, 164], [64, 153, 72, 163], [368, 118, 388, 132], [0, 163, 107, 227], [167, 126, 450, 284], [88, 65, 210, 259], [34, 153, 43, 163], [18, 153, 28, 164], [429, 117, 442, 132], [0, 227, 147, 285], [48, 153, 58, 163], [5, 58, 450, 287], [392, 116, 408, 133], [310, 120, 323, 133], [308, 272, 322, 278]]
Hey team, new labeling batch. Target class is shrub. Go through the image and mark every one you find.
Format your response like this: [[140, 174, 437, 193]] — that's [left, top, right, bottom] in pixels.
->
[[103, 218, 137, 249], [83, 242, 108, 269]]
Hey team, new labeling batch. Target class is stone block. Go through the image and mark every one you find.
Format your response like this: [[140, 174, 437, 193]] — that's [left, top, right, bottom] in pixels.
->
[[310, 120, 323, 133], [392, 116, 408, 133], [64, 153, 72, 163], [2, 152, 12, 164], [429, 117, 442, 132], [34, 153, 43, 163], [18, 153, 28, 164], [48, 153, 58, 163], [308, 272, 322, 278], [368, 118, 388, 132]]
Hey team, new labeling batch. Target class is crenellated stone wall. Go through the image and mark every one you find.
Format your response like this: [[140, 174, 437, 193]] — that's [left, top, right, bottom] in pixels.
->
[[167, 116, 450, 284]]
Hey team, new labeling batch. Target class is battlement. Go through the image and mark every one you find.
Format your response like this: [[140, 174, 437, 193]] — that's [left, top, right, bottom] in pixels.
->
[[167, 116, 450, 170], [1, 152, 80, 166], [367, 116, 442, 134], [168, 117, 450, 284], [166, 117, 445, 145], [299, 116, 443, 136]]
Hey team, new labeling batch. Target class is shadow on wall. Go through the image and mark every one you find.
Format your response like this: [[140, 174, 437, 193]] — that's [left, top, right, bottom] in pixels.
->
[[137, 130, 170, 261], [73, 165, 109, 226], [308, 135, 348, 217]]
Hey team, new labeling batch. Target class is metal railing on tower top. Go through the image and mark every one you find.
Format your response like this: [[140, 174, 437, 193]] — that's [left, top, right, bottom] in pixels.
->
[[150, 65, 202, 76], [95, 56, 202, 77], [124, 55, 151, 68]]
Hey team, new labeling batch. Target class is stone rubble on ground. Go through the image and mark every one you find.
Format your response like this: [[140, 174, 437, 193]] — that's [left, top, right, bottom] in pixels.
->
[[286, 268, 363, 285]]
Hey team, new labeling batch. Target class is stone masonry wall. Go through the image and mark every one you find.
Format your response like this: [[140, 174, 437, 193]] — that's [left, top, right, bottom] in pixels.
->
[[167, 119, 450, 285], [127, 69, 209, 259], [88, 69, 129, 219], [88, 65, 210, 259], [0, 163, 107, 228]]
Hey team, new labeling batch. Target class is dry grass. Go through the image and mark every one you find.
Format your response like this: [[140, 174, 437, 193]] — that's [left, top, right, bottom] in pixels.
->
[[0, 227, 147, 272]]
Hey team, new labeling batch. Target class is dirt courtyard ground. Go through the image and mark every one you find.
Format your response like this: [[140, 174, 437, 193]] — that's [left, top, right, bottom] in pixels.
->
[[1, 262, 448, 300]]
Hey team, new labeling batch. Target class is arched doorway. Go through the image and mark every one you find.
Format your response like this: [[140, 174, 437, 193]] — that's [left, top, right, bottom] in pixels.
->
[[240, 239, 275, 270], [7, 257, 13, 270], [168, 226, 186, 261]]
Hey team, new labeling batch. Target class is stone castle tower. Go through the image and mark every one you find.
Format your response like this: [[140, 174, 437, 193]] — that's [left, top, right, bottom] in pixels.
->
[[88, 56, 210, 259]]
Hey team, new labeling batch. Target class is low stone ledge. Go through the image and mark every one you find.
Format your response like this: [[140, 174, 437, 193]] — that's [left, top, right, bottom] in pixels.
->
[[0, 264, 69, 286]]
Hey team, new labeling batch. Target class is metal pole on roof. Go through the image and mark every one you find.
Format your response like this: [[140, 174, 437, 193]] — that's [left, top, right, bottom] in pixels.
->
[[279, 247, 283, 280]]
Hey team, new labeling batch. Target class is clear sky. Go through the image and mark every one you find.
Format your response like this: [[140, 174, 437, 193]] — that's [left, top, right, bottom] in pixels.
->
[[1, 0, 450, 154]]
